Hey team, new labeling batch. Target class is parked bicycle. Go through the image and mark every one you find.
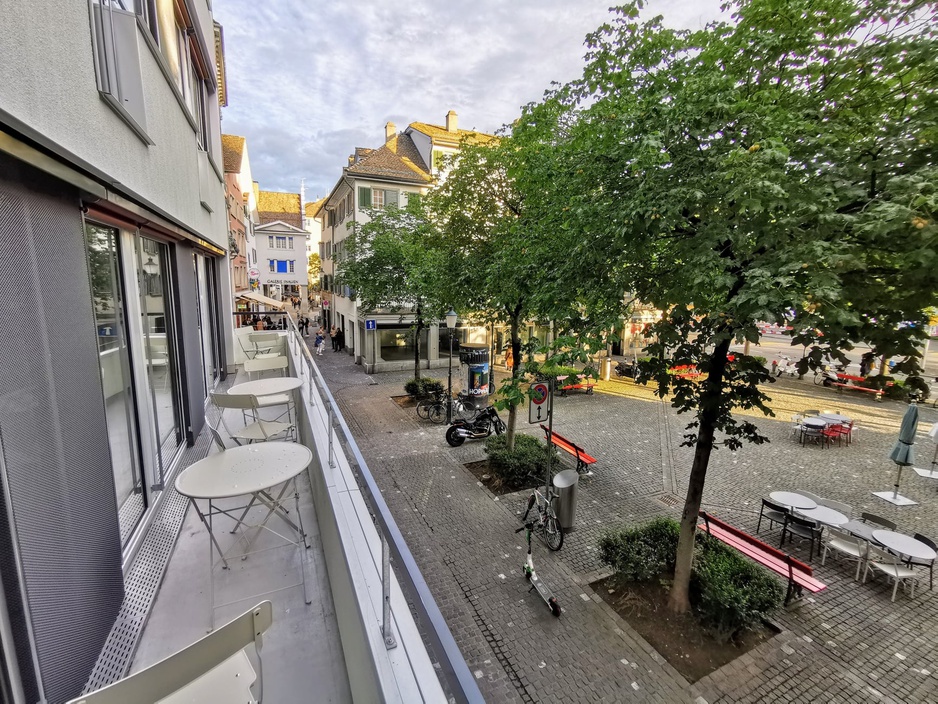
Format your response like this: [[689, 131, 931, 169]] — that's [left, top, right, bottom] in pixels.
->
[[417, 392, 479, 424], [521, 479, 564, 551]]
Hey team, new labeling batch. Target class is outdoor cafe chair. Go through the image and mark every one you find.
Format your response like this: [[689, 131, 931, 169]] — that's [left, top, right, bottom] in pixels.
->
[[863, 545, 921, 602], [757, 498, 789, 534], [789, 415, 805, 440], [780, 513, 823, 561], [803, 409, 821, 417], [821, 527, 869, 581], [860, 512, 897, 531], [801, 425, 827, 448], [817, 498, 852, 517], [904, 533, 936, 590], [243, 356, 289, 380], [250, 332, 284, 359], [835, 420, 855, 445], [211, 392, 293, 445], [66, 601, 273, 704], [821, 424, 844, 447], [795, 490, 823, 504]]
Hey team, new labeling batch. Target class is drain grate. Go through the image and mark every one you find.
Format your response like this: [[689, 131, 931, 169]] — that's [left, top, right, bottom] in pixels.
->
[[83, 433, 209, 692], [657, 493, 682, 508]]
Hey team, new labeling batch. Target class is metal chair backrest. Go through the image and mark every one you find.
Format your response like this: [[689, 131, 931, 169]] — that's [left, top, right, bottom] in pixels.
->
[[207, 426, 228, 452], [795, 490, 822, 503], [913, 533, 937, 553], [828, 527, 865, 554], [867, 544, 898, 566], [803, 410, 821, 417], [787, 513, 819, 531], [762, 498, 789, 515], [210, 391, 255, 411], [861, 512, 897, 530], [243, 356, 289, 378], [818, 498, 852, 516]]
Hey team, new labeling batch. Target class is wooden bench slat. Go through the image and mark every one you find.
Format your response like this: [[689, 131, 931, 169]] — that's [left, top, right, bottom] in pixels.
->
[[539, 424, 597, 474]]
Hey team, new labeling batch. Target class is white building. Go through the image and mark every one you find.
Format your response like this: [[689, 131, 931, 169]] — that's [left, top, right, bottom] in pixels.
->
[[0, 2, 232, 700]]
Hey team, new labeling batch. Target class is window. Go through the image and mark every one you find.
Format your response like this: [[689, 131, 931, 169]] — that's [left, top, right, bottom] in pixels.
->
[[90, 0, 149, 139], [268, 236, 274, 248], [358, 187, 399, 210], [275, 236, 287, 249], [288, 261, 295, 273], [277, 261, 288, 273], [338, 202, 345, 222], [268, 259, 274, 272]]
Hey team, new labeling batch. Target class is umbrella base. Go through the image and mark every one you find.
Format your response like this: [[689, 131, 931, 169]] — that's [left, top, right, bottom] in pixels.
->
[[912, 467, 938, 480], [872, 491, 917, 506]]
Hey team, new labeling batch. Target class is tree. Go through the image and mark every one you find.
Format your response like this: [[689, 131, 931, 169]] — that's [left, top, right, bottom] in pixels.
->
[[523, 0, 938, 612], [338, 201, 447, 379], [307, 252, 321, 291]]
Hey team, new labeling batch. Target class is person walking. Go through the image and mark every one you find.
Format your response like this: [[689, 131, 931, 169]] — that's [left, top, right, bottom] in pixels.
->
[[336, 328, 345, 352], [314, 330, 324, 355], [330, 325, 338, 352]]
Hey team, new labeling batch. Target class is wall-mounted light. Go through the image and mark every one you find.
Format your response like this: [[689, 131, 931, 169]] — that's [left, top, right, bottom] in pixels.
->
[[143, 256, 159, 275]]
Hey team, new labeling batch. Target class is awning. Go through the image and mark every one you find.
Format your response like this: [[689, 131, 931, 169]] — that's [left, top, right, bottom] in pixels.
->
[[236, 291, 286, 310]]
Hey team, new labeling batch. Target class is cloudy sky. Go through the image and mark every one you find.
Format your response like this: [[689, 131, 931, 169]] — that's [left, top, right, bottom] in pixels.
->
[[213, 0, 725, 200]]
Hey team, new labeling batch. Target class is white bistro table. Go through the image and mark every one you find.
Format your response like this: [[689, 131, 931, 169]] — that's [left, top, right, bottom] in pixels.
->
[[797, 505, 848, 527], [769, 491, 817, 510], [873, 530, 938, 562], [228, 376, 303, 397], [175, 443, 313, 626], [818, 413, 852, 425]]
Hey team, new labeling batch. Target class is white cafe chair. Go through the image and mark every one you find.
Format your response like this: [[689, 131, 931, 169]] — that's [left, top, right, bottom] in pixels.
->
[[821, 527, 868, 581], [863, 545, 921, 602], [211, 392, 293, 444], [243, 356, 289, 380], [66, 601, 273, 704]]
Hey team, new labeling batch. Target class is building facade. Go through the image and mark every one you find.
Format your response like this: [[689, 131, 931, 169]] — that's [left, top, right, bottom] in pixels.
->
[[0, 2, 231, 701]]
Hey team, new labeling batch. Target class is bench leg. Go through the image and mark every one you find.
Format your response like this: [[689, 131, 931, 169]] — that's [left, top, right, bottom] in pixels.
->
[[784, 580, 804, 607]]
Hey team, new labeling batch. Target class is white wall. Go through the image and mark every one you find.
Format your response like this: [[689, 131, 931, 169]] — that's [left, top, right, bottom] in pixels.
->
[[0, 1, 227, 249]]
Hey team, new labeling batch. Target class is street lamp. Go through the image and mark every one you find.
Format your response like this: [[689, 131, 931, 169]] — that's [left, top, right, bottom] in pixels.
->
[[445, 308, 458, 423]]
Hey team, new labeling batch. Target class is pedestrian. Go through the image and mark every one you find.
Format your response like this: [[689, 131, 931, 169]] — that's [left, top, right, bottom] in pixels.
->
[[336, 328, 345, 351], [330, 325, 338, 351], [314, 330, 324, 355]]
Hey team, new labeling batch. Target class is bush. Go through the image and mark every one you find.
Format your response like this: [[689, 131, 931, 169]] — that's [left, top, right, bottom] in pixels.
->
[[404, 377, 444, 398], [905, 375, 931, 401], [692, 537, 784, 643], [598, 517, 680, 581], [484, 434, 554, 489], [751, 356, 768, 367], [598, 518, 783, 643]]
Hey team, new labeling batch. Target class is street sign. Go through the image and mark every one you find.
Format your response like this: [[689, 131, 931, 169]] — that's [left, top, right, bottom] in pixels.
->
[[365, 319, 376, 330], [528, 382, 550, 424]]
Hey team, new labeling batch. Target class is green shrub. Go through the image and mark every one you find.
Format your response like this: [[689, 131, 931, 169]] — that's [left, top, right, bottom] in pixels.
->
[[692, 537, 784, 643], [751, 356, 768, 367], [404, 377, 444, 398], [905, 376, 931, 401], [484, 434, 554, 489], [598, 517, 680, 581]]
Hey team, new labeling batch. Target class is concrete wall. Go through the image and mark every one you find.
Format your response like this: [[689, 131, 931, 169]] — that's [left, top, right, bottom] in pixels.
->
[[0, 0, 227, 249]]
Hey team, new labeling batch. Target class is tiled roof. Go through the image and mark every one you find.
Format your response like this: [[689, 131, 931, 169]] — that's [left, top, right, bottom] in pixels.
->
[[408, 122, 496, 145], [305, 197, 326, 218], [346, 134, 431, 183], [221, 134, 245, 173], [258, 190, 301, 227]]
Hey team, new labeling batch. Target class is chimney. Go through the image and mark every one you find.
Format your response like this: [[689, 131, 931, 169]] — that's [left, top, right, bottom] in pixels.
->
[[445, 110, 458, 133], [385, 121, 396, 142], [348, 154, 355, 165]]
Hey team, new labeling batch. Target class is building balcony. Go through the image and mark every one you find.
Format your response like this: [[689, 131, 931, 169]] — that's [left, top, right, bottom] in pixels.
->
[[88, 327, 481, 703]]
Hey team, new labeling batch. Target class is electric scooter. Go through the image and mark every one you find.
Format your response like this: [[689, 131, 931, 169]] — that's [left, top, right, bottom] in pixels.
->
[[515, 521, 561, 617]]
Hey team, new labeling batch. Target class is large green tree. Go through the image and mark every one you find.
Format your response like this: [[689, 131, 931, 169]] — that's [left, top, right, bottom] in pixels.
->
[[519, 0, 938, 612], [339, 202, 447, 379]]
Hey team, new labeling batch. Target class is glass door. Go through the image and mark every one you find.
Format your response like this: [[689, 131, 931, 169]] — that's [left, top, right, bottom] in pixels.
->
[[194, 253, 219, 398], [85, 222, 146, 544]]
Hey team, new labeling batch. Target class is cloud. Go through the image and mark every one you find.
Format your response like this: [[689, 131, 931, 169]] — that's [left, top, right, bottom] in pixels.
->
[[213, 0, 725, 197]]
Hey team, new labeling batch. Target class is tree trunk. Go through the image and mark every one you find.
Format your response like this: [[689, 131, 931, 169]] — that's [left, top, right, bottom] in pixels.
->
[[413, 305, 423, 380], [668, 337, 732, 613], [505, 311, 523, 453]]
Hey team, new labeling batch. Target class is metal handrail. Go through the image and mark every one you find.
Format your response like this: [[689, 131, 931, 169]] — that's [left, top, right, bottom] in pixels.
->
[[284, 315, 484, 704]]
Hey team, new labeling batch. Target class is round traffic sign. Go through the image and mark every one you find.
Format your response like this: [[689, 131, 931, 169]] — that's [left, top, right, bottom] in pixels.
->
[[531, 383, 548, 405]]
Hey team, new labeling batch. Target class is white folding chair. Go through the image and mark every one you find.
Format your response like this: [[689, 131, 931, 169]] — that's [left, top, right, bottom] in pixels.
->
[[243, 356, 289, 380], [250, 332, 284, 359], [211, 392, 293, 444], [863, 545, 921, 601], [67, 601, 273, 704]]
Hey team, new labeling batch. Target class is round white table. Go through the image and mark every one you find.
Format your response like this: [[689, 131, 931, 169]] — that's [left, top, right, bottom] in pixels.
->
[[228, 376, 303, 397], [175, 443, 313, 625], [769, 491, 817, 510], [818, 413, 851, 424], [801, 417, 829, 429], [797, 505, 848, 527], [873, 530, 938, 561]]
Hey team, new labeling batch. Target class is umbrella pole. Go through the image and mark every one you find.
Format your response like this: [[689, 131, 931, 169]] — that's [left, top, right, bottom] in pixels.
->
[[893, 464, 903, 499]]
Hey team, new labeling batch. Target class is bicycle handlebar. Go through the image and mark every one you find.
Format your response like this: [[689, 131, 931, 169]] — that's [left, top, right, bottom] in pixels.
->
[[515, 522, 535, 533]]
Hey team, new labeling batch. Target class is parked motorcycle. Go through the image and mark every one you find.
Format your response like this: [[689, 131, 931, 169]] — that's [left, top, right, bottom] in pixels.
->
[[615, 359, 639, 380], [445, 406, 506, 447]]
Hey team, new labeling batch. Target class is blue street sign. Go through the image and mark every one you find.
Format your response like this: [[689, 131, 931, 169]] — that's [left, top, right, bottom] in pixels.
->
[[365, 319, 376, 330]]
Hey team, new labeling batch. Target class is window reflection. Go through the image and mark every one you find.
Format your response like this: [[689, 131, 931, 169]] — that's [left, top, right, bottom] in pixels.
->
[[85, 223, 145, 543]]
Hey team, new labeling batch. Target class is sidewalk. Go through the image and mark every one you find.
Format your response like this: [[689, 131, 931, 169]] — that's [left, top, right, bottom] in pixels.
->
[[314, 349, 938, 703]]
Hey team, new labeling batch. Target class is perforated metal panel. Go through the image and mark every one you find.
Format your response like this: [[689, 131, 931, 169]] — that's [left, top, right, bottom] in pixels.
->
[[0, 154, 124, 703]]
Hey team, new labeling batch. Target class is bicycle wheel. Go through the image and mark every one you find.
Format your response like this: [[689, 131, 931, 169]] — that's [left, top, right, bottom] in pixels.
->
[[543, 511, 564, 551], [813, 371, 824, 385], [416, 399, 432, 419], [428, 403, 446, 424], [456, 402, 478, 422]]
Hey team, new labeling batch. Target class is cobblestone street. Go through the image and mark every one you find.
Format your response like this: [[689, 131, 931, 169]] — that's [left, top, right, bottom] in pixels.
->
[[317, 349, 938, 703]]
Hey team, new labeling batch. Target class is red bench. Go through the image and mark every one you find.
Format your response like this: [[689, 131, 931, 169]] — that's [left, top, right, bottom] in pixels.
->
[[830, 381, 884, 401], [836, 373, 867, 383], [559, 374, 595, 396], [698, 512, 827, 607], [540, 424, 597, 475]]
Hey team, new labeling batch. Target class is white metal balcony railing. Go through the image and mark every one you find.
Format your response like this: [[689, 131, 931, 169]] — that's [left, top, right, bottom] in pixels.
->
[[265, 319, 484, 703]]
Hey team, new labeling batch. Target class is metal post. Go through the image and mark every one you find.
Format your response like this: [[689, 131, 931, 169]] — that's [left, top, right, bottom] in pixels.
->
[[381, 535, 398, 649], [546, 377, 554, 493], [327, 403, 336, 468], [446, 331, 454, 424]]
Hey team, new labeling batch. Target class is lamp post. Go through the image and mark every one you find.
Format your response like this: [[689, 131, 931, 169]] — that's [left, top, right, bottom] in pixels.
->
[[445, 308, 458, 423]]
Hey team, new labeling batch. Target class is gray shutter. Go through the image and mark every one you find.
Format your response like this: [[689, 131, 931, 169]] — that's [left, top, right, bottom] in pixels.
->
[[358, 187, 371, 208], [386, 190, 399, 207]]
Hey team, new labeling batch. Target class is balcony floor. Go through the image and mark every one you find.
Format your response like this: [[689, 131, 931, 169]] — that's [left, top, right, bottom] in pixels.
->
[[130, 381, 352, 702]]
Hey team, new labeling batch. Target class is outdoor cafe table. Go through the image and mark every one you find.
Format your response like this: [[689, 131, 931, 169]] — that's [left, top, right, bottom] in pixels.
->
[[797, 505, 849, 527], [801, 417, 829, 430], [228, 376, 303, 397], [872, 530, 938, 562], [818, 413, 852, 425], [843, 520, 876, 542], [174, 442, 313, 626], [769, 492, 817, 510]]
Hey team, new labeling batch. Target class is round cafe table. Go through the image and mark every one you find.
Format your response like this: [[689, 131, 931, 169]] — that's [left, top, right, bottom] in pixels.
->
[[873, 530, 938, 561], [818, 413, 851, 424], [769, 491, 817, 510], [797, 505, 848, 527], [801, 417, 829, 430], [228, 376, 303, 397]]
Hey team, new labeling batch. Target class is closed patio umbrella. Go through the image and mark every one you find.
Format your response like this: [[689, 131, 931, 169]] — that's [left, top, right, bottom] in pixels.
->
[[874, 403, 919, 506]]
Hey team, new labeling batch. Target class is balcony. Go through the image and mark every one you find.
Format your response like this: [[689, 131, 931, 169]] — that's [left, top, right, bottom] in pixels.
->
[[88, 326, 481, 702]]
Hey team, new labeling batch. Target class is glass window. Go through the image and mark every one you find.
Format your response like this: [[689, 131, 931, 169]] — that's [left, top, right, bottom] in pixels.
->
[[85, 222, 145, 544]]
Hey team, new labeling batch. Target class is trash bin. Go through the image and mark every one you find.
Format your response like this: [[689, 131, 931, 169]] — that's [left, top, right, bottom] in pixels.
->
[[552, 469, 579, 532]]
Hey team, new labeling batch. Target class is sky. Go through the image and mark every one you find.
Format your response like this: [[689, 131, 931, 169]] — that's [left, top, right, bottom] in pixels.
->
[[212, 0, 726, 200]]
